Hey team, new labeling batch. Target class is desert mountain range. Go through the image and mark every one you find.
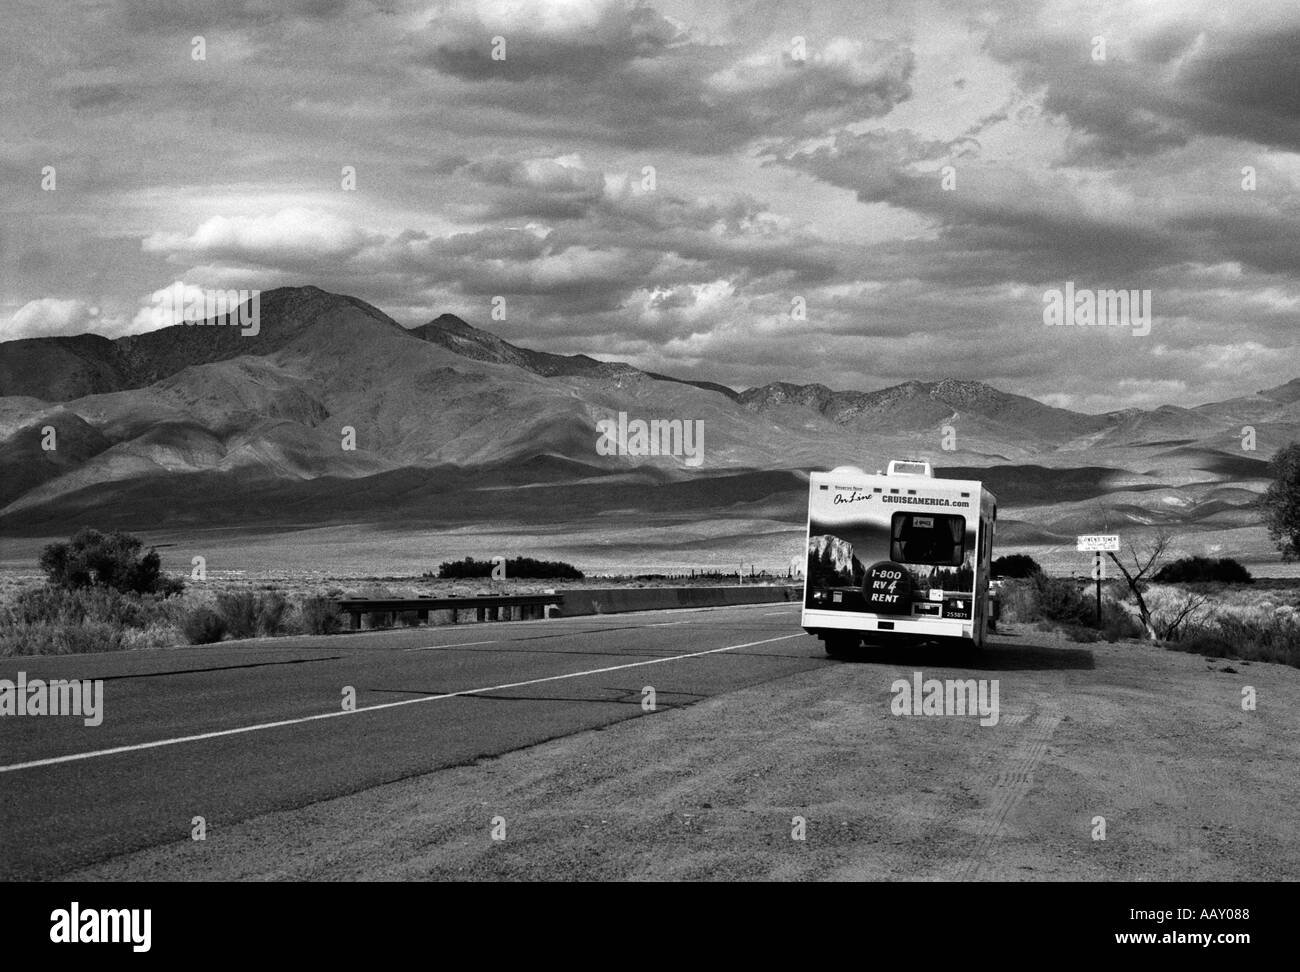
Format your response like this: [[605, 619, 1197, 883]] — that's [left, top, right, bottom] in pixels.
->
[[1, 286, 1295, 565]]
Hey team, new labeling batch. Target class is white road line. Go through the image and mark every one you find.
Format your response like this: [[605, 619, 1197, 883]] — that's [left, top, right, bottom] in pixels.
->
[[648, 621, 691, 627], [763, 610, 797, 616], [0, 633, 807, 774], [404, 640, 498, 652]]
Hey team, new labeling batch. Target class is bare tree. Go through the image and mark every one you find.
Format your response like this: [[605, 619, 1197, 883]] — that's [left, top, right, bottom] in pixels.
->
[[1103, 531, 1169, 639], [1153, 590, 1213, 641], [1101, 529, 1209, 640]]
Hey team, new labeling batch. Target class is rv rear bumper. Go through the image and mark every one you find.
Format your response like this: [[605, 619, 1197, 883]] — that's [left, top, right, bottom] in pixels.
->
[[802, 608, 972, 641]]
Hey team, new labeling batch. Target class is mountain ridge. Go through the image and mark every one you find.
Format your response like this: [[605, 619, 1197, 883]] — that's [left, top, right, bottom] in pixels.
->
[[8, 285, 1294, 422], [1, 286, 1295, 539]]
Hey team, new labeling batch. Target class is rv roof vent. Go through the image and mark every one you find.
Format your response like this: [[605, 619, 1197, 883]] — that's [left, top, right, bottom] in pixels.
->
[[830, 465, 865, 476], [887, 459, 933, 477]]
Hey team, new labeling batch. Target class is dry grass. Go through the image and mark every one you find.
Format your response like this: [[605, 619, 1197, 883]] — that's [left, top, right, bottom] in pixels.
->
[[1159, 583, 1300, 668], [1002, 574, 1300, 668]]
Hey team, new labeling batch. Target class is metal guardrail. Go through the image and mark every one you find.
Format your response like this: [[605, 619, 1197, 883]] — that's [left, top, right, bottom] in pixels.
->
[[332, 594, 565, 631]]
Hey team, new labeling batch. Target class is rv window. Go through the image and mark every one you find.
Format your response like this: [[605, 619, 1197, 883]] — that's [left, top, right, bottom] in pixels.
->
[[890, 512, 966, 567]]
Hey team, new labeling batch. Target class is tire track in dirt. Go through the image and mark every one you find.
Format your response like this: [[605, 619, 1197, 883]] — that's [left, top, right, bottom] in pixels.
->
[[956, 700, 1061, 879], [1115, 732, 1202, 878]]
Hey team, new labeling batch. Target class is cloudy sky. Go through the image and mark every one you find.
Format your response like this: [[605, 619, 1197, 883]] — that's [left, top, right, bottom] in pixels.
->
[[3, 0, 1298, 411]]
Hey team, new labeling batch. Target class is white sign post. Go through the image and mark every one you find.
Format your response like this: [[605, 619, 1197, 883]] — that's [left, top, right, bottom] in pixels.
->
[[1077, 536, 1120, 623]]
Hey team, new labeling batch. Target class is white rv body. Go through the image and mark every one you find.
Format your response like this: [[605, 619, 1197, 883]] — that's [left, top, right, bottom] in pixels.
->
[[800, 459, 997, 654]]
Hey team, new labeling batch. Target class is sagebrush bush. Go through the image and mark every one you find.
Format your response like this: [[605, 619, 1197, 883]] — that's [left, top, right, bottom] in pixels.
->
[[0, 620, 128, 656], [39, 528, 184, 595], [7, 585, 171, 627], [1032, 573, 1098, 625], [299, 595, 341, 635], [120, 622, 184, 651], [992, 554, 1042, 578], [255, 591, 290, 636], [1167, 595, 1300, 668], [182, 606, 227, 645], [998, 575, 1140, 641], [1153, 556, 1253, 584], [215, 592, 257, 639], [1174, 629, 1236, 658]]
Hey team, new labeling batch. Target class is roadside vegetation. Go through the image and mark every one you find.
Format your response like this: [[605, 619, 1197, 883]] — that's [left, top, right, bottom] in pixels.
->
[[1258, 442, 1300, 562], [4, 494, 1297, 661], [1152, 556, 1253, 583], [991, 553, 1043, 578], [432, 556, 584, 579], [0, 528, 353, 655], [5, 533, 774, 654], [999, 558, 1299, 669]]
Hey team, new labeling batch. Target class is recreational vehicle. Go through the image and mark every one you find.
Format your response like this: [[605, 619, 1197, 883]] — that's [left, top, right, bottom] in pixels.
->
[[801, 459, 997, 657]]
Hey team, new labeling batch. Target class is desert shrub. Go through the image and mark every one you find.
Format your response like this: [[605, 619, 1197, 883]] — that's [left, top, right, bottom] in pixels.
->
[[1029, 572, 1095, 625], [299, 595, 341, 635], [1030, 598, 1141, 643], [992, 554, 1042, 578], [155, 574, 186, 597], [1215, 613, 1300, 663], [1258, 441, 1300, 560], [214, 592, 258, 639], [996, 578, 1039, 623], [0, 622, 59, 656], [38, 528, 183, 595], [1169, 605, 1300, 668], [209, 590, 291, 639], [6, 585, 174, 628], [999, 573, 1138, 640], [182, 606, 227, 645], [1139, 586, 1214, 640], [1153, 556, 1253, 584], [1098, 598, 1144, 640], [0, 582, 190, 656], [0, 619, 130, 656], [1174, 629, 1236, 658], [120, 622, 184, 651], [436, 556, 583, 580], [255, 591, 290, 636]]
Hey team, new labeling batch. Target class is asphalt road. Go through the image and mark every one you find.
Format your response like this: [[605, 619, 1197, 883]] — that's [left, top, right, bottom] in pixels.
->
[[0, 602, 817, 880]]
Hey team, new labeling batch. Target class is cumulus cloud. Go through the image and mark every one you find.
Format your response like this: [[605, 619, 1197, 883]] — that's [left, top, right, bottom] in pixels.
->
[[142, 209, 376, 266], [414, 0, 915, 153], [986, 0, 1300, 158], [457, 154, 612, 218], [5, 0, 1299, 408], [707, 37, 914, 128], [129, 281, 225, 331], [773, 128, 1292, 284], [421, 0, 687, 80], [2, 299, 106, 340]]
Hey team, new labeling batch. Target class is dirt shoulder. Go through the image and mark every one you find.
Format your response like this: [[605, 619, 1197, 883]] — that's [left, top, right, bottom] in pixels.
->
[[67, 623, 1300, 880]]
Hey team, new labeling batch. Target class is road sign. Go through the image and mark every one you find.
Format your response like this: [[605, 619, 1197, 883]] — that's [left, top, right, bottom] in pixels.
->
[[1077, 535, 1120, 551]]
